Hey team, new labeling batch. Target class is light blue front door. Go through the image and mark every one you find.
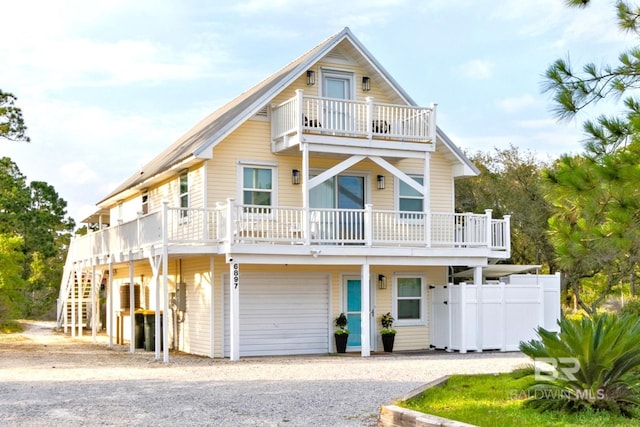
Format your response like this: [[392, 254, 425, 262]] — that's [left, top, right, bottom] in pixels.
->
[[346, 279, 362, 348]]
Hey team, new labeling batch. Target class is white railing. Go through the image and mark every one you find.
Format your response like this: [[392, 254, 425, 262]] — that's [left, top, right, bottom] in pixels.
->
[[61, 204, 508, 265], [271, 91, 436, 143]]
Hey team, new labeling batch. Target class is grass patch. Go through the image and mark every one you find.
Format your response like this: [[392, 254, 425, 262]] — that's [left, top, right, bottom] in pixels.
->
[[399, 373, 640, 427], [0, 320, 23, 334]]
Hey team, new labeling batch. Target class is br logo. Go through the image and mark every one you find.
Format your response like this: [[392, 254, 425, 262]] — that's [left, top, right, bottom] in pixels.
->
[[534, 357, 580, 381]]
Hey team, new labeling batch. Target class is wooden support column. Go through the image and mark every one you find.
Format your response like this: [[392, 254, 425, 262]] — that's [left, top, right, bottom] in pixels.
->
[[229, 261, 240, 361], [361, 263, 371, 357]]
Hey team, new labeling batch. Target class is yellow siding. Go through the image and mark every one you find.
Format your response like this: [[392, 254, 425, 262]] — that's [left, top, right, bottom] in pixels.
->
[[178, 257, 212, 357]]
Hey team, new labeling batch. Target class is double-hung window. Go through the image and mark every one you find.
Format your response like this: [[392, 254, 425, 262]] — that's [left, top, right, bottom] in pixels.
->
[[179, 171, 189, 219], [242, 166, 274, 213], [398, 176, 424, 220], [394, 275, 425, 326]]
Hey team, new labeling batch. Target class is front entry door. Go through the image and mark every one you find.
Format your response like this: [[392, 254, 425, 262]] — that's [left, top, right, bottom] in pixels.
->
[[344, 277, 375, 351]]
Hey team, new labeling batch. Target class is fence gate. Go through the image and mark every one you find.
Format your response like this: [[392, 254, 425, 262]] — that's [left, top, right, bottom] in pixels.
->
[[429, 285, 450, 350]]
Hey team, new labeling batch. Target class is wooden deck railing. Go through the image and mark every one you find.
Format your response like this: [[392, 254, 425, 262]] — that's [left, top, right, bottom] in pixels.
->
[[271, 90, 436, 143]]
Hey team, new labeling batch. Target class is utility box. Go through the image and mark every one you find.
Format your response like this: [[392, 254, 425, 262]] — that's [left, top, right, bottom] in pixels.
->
[[176, 282, 186, 312]]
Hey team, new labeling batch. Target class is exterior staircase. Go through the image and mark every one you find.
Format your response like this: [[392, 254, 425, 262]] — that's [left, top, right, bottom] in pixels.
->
[[56, 263, 97, 331]]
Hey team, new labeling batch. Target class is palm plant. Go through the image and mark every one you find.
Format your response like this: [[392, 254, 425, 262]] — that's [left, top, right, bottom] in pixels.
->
[[519, 313, 640, 417]]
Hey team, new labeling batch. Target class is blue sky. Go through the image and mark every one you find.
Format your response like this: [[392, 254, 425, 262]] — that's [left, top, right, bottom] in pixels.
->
[[1, 0, 634, 223]]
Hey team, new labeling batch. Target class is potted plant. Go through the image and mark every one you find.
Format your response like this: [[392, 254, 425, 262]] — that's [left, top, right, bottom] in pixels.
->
[[380, 312, 396, 353], [334, 312, 349, 353]]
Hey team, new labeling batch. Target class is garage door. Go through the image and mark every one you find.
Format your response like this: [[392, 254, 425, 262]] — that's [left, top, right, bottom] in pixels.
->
[[224, 273, 330, 357]]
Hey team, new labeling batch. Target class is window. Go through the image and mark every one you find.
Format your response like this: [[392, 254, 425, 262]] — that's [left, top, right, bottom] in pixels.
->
[[394, 275, 425, 326], [398, 176, 424, 220], [141, 191, 149, 215], [242, 166, 273, 207], [179, 171, 189, 219]]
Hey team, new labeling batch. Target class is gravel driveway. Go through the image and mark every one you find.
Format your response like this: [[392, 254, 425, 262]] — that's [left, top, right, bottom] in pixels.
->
[[0, 321, 529, 426]]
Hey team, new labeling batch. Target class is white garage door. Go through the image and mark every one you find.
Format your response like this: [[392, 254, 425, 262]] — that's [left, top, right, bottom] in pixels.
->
[[224, 273, 330, 357]]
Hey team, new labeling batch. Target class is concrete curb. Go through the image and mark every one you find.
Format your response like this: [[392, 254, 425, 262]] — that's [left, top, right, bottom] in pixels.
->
[[378, 376, 476, 427]]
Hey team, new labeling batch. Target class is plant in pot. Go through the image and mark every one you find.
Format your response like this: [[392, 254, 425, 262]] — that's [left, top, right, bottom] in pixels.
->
[[334, 312, 349, 353], [380, 312, 396, 353]]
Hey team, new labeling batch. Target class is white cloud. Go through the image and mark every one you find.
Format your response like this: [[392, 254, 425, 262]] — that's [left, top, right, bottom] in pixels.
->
[[59, 161, 98, 186], [458, 60, 494, 80], [495, 94, 542, 114]]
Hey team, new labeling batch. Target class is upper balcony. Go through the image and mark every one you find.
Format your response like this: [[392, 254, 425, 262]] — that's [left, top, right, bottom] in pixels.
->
[[66, 202, 510, 265], [271, 90, 436, 153]]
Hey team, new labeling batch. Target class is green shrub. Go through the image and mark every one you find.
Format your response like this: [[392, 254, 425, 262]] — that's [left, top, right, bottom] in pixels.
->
[[620, 298, 640, 317], [519, 313, 640, 417]]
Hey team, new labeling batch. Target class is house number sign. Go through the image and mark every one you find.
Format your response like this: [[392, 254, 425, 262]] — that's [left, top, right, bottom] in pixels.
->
[[233, 263, 239, 289]]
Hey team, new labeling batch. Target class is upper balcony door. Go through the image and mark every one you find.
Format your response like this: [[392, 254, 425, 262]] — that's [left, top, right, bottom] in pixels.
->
[[310, 174, 365, 242], [322, 70, 354, 132]]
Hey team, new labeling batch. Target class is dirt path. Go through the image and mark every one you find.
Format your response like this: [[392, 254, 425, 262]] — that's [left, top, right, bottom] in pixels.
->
[[0, 321, 530, 426]]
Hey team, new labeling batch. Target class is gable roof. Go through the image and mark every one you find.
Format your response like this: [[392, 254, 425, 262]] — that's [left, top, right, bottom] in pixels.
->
[[98, 27, 478, 206]]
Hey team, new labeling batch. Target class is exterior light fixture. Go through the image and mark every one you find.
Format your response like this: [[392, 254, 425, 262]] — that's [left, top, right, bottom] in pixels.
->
[[377, 175, 385, 190], [292, 169, 300, 185], [378, 274, 387, 290], [307, 70, 316, 86], [362, 76, 371, 91]]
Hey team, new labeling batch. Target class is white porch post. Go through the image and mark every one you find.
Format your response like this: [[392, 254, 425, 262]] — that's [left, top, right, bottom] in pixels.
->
[[361, 264, 371, 357], [485, 209, 493, 248], [504, 214, 511, 251], [162, 202, 170, 363], [78, 265, 83, 337], [424, 152, 431, 248], [230, 261, 240, 361], [364, 204, 373, 247], [91, 260, 96, 342], [474, 266, 483, 353], [302, 143, 310, 245], [209, 255, 215, 358], [366, 97, 373, 140], [146, 251, 162, 360], [108, 259, 113, 348], [423, 152, 431, 211], [71, 266, 76, 338], [460, 282, 467, 354], [129, 256, 135, 353]]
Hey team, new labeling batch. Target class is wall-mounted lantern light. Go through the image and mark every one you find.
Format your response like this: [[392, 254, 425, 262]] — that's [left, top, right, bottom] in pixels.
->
[[377, 174, 385, 190], [292, 169, 300, 185], [378, 274, 387, 290], [362, 76, 371, 91], [307, 70, 316, 86]]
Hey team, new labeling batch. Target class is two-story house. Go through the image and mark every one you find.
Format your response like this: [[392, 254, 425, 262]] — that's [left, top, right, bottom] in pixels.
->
[[57, 27, 511, 362]]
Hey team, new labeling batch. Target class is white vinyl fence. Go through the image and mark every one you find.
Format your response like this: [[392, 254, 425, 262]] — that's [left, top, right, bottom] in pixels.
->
[[430, 273, 561, 352]]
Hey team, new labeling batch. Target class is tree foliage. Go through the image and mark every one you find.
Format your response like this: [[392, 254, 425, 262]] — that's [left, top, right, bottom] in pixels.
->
[[543, 0, 640, 313], [0, 234, 26, 323], [0, 157, 75, 319], [0, 90, 29, 142], [455, 145, 557, 272]]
